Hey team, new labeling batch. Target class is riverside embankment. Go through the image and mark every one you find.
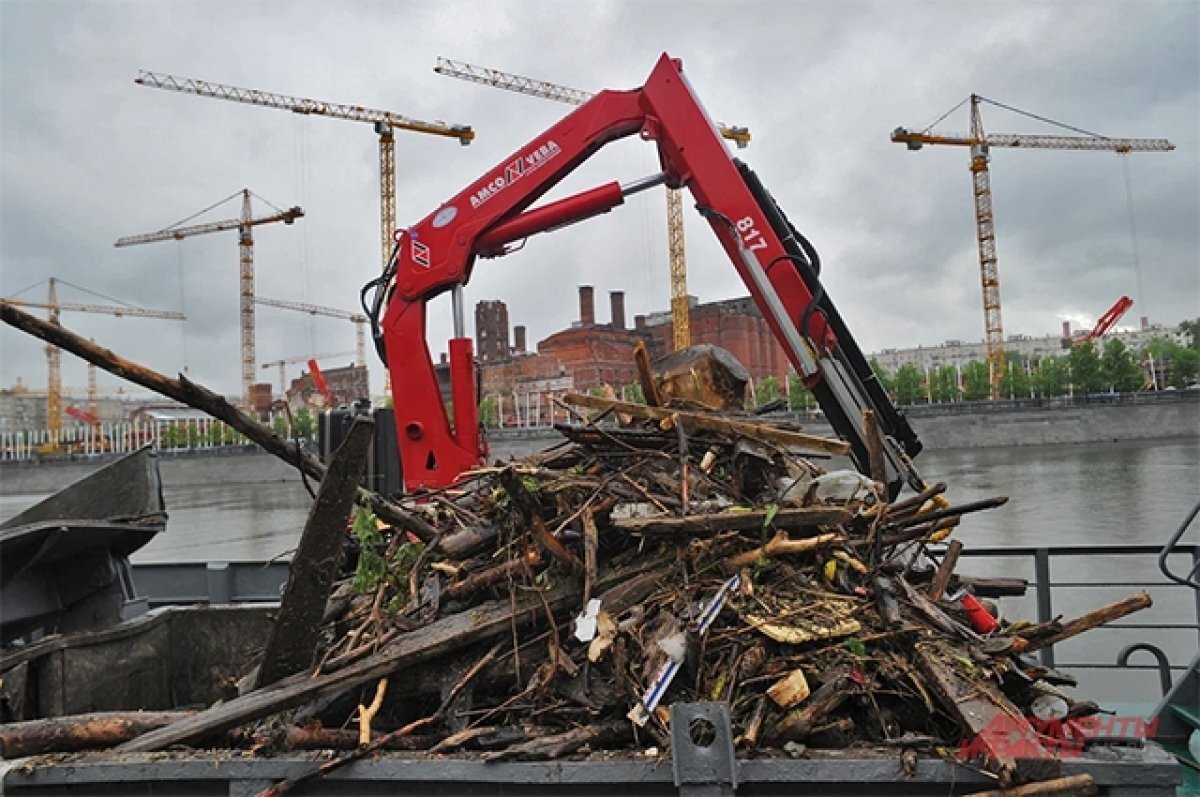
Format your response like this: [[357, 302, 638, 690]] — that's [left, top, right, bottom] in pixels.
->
[[1, 391, 1195, 497]]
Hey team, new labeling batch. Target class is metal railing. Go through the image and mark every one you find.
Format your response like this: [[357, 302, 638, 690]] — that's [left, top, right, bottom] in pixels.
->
[[951, 543, 1200, 697]]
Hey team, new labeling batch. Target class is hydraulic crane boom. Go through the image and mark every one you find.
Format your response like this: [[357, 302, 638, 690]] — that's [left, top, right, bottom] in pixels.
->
[[892, 95, 1173, 396], [374, 53, 922, 496], [434, 57, 750, 350]]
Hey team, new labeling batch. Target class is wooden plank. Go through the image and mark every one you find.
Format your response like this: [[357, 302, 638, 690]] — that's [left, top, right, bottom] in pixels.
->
[[913, 641, 1059, 787], [116, 585, 579, 753], [253, 415, 374, 688], [563, 392, 850, 455], [633, 340, 663, 407], [613, 506, 852, 536]]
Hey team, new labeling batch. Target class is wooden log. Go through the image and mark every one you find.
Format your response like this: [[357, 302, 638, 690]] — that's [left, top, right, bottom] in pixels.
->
[[563, 392, 851, 455], [277, 725, 440, 751], [614, 506, 852, 537], [0, 303, 437, 541], [582, 509, 599, 605], [928, 539, 964, 601], [252, 415, 374, 690], [0, 711, 194, 757], [768, 672, 851, 744], [498, 468, 583, 573], [633, 340, 663, 407], [481, 720, 631, 762], [444, 549, 541, 600], [1019, 592, 1152, 654], [912, 641, 1059, 787], [882, 481, 947, 520], [726, 531, 842, 569], [862, 409, 886, 484], [765, 667, 811, 709], [116, 584, 580, 753], [966, 773, 1096, 797], [885, 496, 1009, 530]]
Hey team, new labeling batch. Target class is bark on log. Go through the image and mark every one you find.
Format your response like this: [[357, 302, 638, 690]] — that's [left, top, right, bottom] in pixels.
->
[[966, 773, 1096, 797], [252, 416, 375, 689], [116, 584, 580, 753], [0, 711, 194, 757], [614, 506, 852, 537], [928, 539, 964, 602], [1019, 592, 1152, 654], [767, 672, 852, 744], [633, 340, 663, 407], [0, 303, 436, 540], [563, 392, 850, 455]]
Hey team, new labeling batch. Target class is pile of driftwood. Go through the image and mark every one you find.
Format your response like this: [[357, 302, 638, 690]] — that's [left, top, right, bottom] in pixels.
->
[[0, 309, 1153, 796]]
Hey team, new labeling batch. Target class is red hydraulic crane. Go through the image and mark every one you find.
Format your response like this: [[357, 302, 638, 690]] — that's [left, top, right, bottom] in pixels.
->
[[1074, 296, 1134, 345], [115, 189, 303, 407]]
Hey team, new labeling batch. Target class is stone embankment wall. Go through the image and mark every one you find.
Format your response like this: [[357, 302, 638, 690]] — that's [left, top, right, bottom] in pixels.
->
[[3, 399, 1195, 497]]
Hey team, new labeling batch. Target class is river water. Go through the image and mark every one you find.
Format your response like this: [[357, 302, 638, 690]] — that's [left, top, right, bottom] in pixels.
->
[[2, 436, 1197, 702]]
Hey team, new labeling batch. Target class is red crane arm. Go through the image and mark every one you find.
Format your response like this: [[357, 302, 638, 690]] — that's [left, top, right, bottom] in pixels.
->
[[1090, 296, 1133, 340], [381, 53, 921, 493]]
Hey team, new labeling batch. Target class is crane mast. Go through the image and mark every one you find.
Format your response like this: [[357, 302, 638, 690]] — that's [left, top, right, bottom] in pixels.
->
[[893, 95, 1173, 397], [115, 189, 302, 407], [434, 57, 751, 351]]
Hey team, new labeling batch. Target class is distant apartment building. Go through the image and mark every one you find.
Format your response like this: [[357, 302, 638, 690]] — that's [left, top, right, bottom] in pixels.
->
[[871, 320, 1185, 374]]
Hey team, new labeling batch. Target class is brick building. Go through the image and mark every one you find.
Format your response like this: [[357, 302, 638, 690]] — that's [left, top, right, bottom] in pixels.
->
[[470, 289, 791, 426], [475, 300, 510, 362], [287, 363, 369, 409]]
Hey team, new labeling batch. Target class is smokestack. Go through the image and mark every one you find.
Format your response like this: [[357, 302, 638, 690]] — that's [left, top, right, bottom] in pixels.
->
[[514, 325, 527, 353], [1140, 315, 1149, 330], [579, 286, 595, 326], [610, 290, 626, 330], [1062, 320, 1071, 338]]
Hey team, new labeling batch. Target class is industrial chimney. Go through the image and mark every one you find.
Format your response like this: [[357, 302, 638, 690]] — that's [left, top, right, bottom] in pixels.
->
[[514, 325, 527, 353], [579, 286, 595, 326], [610, 291, 626, 330], [1062, 320, 1072, 338]]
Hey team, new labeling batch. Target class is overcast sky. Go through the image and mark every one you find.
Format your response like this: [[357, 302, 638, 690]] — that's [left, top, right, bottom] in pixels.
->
[[2, 0, 1196, 400]]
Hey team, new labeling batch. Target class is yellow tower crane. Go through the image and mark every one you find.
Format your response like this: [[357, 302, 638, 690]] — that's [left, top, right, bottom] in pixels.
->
[[892, 95, 1173, 397], [253, 297, 369, 379], [115, 189, 303, 407], [433, 57, 751, 351], [133, 70, 474, 271], [261, 351, 356, 394], [1, 277, 185, 451]]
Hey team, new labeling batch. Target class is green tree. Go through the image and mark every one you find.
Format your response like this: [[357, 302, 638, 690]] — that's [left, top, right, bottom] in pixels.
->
[[271, 414, 289, 439], [869, 358, 895, 399], [292, 408, 317, 440], [894, 364, 925, 405], [206, 422, 224, 447], [788, 372, 815, 410], [1034, 356, 1069, 397], [930, 365, 960, 403], [1178, 318, 1200, 352], [999, 352, 1031, 399], [621, 383, 645, 404], [757, 375, 781, 405], [962, 362, 991, 401], [1068, 342, 1104, 395], [1100, 339, 1143, 393], [478, 396, 499, 428]]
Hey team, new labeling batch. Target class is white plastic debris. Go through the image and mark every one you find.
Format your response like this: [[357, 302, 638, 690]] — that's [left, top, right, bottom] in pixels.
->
[[812, 470, 879, 503], [573, 598, 603, 643]]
